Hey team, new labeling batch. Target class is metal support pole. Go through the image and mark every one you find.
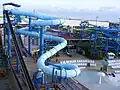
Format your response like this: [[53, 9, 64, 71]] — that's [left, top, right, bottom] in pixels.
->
[[93, 27, 97, 58], [96, 16, 98, 26], [40, 26, 44, 56], [89, 32, 92, 43], [52, 68, 55, 83], [54, 71, 57, 88], [41, 72, 44, 84], [28, 17, 32, 55], [7, 27, 11, 57], [60, 68, 62, 83], [106, 37, 108, 54]]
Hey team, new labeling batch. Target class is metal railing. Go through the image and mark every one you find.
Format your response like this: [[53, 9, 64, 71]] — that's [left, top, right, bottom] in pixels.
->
[[5, 10, 35, 90]]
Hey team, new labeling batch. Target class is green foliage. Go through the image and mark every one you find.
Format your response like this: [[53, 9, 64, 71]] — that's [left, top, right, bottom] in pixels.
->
[[81, 42, 104, 60], [97, 55, 103, 60], [16, 25, 22, 29], [73, 32, 80, 38], [0, 16, 3, 18]]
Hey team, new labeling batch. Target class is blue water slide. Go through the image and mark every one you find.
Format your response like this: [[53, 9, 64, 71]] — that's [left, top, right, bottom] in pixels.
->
[[31, 19, 65, 26], [9, 9, 80, 77], [9, 9, 60, 20]]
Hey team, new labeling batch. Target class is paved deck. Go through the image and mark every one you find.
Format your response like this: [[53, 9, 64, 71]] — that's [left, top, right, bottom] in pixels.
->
[[0, 70, 19, 90], [24, 57, 37, 78], [50, 51, 120, 90], [74, 70, 120, 90], [51, 51, 90, 62], [23, 48, 120, 90], [51, 51, 120, 72]]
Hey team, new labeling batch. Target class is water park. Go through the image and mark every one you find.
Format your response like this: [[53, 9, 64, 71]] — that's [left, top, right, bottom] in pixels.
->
[[0, 2, 120, 90]]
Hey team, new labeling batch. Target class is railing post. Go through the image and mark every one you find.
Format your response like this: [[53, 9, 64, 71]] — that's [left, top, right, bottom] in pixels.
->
[[28, 17, 32, 55], [60, 67, 62, 83]]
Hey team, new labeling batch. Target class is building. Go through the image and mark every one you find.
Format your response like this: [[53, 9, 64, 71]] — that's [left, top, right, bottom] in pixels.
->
[[62, 19, 81, 32], [63, 19, 109, 29], [88, 20, 109, 27]]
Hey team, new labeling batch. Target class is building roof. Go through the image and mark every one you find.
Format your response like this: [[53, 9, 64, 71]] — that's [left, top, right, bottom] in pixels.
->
[[46, 29, 75, 40], [62, 19, 109, 27], [59, 33, 75, 40], [63, 20, 81, 26]]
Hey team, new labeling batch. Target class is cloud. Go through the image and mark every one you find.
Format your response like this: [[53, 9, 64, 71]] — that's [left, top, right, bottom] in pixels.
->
[[0, 0, 120, 21]]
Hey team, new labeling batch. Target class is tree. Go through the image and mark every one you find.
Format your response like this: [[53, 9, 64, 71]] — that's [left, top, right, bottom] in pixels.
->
[[67, 25, 72, 32]]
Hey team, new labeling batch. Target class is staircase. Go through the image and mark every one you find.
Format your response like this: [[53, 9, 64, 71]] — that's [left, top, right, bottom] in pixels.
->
[[61, 78, 90, 90], [57, 83, 67, 90], [61, 80, 73, 90]]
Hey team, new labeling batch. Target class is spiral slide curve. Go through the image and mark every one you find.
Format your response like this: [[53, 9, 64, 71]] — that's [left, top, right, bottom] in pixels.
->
[[9, 9, 80, 78]]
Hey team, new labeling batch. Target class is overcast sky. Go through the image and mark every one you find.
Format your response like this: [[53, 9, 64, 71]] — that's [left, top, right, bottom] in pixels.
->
[[0, 0, 120, 21]]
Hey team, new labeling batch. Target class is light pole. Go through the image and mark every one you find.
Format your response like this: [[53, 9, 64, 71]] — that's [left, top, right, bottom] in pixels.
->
[[96, 16, 98, 26]]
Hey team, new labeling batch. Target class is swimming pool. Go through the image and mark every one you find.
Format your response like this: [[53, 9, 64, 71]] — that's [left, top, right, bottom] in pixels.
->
[[74, 70, 120, 90]]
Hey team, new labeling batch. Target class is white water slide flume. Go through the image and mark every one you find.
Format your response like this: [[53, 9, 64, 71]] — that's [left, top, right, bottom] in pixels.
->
[[9, 9, 81, 78]]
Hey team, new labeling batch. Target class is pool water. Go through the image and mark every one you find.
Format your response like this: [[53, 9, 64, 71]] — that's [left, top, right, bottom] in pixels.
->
[[74, 70, 99, 84], [74, 70, 120, 90]]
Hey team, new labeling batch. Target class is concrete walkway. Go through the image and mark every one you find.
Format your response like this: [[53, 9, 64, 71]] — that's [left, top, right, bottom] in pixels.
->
[[51, 51, 119, 72], [0, 70, 19, 90]]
